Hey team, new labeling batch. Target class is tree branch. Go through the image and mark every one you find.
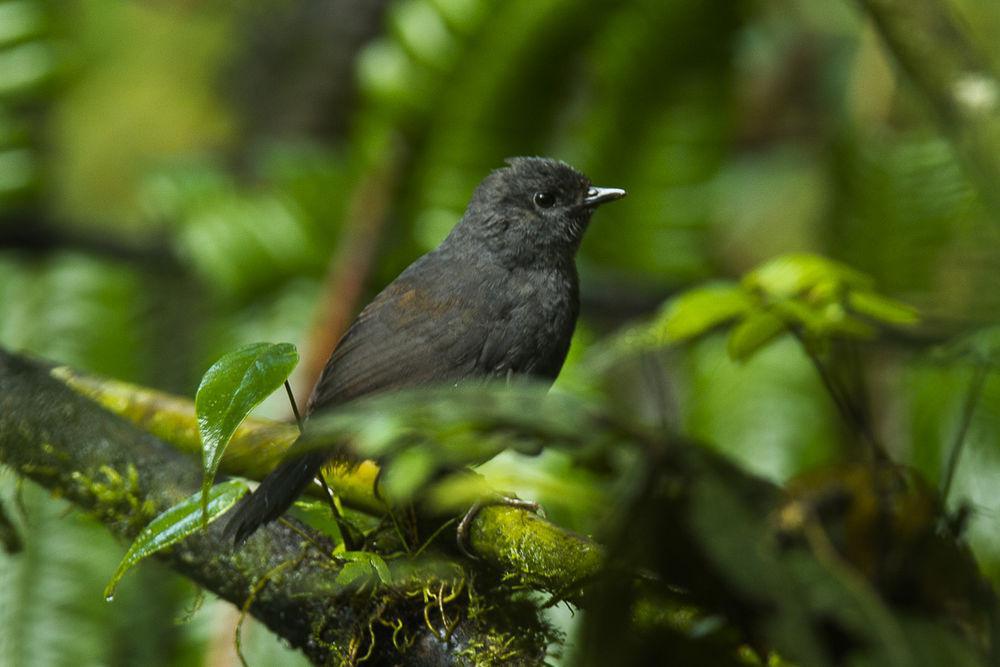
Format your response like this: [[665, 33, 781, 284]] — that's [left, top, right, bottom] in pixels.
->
[[0, 349, 553, 665], [52, 364, 605, 597]]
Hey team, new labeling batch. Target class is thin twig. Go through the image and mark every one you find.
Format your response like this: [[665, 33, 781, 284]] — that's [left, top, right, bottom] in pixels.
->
[[0, 499, 22, 554], [845, 341, 877, 444], [318, 470, 358, 550], [640, 350, 674, 442], [284, 380, 303, 432], [796, 332, 886, 462], [287, 375, 356, 549], [941, 364, 990, 504]]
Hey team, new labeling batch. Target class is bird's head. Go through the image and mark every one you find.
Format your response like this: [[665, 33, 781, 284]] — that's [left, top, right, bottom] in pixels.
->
[[451, 156, 626, 267]]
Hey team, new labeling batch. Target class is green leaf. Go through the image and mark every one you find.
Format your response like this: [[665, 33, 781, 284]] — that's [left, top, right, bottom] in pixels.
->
[[103, 480, 247, 601], [847, 290, 919, 326], [744, 253, 872, 299], [297, 383, 601, 465], [654, 283, 752, 342], [289, 500, 381, 545], [770, 299, 829, 333], [288, 499, 344, 546], [935, 326, 1000, 367], [772, 300, 875, 340], [336, 551, 391, 587], [334, 561, 372, 588], [195, 342, 298, 523], [380, 446, 436, 502], [369, 554, 391, 585], [425, 473, 495, 513], [727, 309, 787, 361]]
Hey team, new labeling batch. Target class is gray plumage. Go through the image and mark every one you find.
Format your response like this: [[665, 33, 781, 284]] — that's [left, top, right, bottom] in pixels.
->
[[225, 156, 625, 544]]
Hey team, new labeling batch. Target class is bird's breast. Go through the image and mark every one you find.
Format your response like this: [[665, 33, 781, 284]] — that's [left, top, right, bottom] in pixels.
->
[[495, 266, 578, 379]]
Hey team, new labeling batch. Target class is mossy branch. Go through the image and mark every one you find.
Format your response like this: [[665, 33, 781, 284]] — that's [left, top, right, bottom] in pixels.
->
[[0, 349, 553, 665], [52, 364, 606, 596]]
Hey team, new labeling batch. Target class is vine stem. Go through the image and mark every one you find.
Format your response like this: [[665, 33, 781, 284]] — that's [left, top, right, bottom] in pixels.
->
[[796, 333, 885, 462], [941, 365, 989, 504]]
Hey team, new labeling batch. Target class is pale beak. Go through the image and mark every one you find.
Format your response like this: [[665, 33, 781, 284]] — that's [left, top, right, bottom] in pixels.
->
[[583, 186, 627, 207]]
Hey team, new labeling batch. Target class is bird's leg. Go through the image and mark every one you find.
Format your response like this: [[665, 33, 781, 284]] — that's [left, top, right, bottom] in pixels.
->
[[456, 495, 541, 559], [365, 466, 419, 553], [317, 471, 359, 550], [283, 381, 360, 549]]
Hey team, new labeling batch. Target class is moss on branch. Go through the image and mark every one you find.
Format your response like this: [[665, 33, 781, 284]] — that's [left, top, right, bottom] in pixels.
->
[[0, 350, 555, 665], [52, 364, 606, 596]]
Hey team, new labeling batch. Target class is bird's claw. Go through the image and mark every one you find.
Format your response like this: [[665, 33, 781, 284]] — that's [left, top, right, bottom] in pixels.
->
[[456, 496, 541, 558]]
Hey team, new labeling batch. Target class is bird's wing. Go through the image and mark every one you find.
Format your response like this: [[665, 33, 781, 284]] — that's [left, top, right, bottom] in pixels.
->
[[306, 270, 504, 412], [227, 264, 509, 544]]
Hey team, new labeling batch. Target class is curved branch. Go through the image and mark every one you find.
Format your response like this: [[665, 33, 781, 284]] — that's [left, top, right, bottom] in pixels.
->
[[53, 364, 606, 597], [0, 350, 551, 665]]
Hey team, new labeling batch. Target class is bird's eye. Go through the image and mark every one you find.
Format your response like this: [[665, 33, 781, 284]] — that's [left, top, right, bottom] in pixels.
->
[[533, 191, 555, 209]]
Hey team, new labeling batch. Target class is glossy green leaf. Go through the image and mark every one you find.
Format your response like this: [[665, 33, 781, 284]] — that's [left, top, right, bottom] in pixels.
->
[[654, 282, 752, 342], [103, 480, 247, 601], [727, 309, 787, 361], [335, 551, 391, 587], [847, 290, 920, 326], [369, 554, 391, 585], [335, 561, 372, 588], [195, 342, 299, 523], [744, 253, 872, 299]]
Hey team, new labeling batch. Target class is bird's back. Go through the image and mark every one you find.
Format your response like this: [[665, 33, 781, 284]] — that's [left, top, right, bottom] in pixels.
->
[[307, 246, 578, 414]]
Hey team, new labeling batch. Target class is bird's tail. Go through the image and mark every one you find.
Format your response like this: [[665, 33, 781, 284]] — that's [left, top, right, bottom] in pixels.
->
[[224, 450, 328, 545]]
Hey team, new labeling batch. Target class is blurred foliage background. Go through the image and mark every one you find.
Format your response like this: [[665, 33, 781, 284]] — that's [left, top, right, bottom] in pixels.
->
[[2, 0, 1000, 665]]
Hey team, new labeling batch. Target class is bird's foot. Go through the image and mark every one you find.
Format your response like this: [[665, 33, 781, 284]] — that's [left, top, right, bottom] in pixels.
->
[[456, 496, 541, 558]]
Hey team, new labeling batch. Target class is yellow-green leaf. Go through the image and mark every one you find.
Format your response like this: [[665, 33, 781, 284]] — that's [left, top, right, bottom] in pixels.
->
[[654, 283, 752, 343], [847, 291, 919, 326], [335, 561, 372, 588], [368, 553, 391, 585], [771, 299, 829, 333], [727, 310, 787, 361], [744, 253, 872, 299], [104, 480, 247, 601], [379, 446, 436, 502], [336, 551, 391, 586]]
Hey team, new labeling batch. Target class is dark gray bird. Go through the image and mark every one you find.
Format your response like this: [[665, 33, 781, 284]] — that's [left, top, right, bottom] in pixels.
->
[[225, 156, 625, 544]]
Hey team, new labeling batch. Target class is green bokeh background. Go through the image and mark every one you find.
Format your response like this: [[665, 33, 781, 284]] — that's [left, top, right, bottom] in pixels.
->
[[2, 0, 1000, 664]]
